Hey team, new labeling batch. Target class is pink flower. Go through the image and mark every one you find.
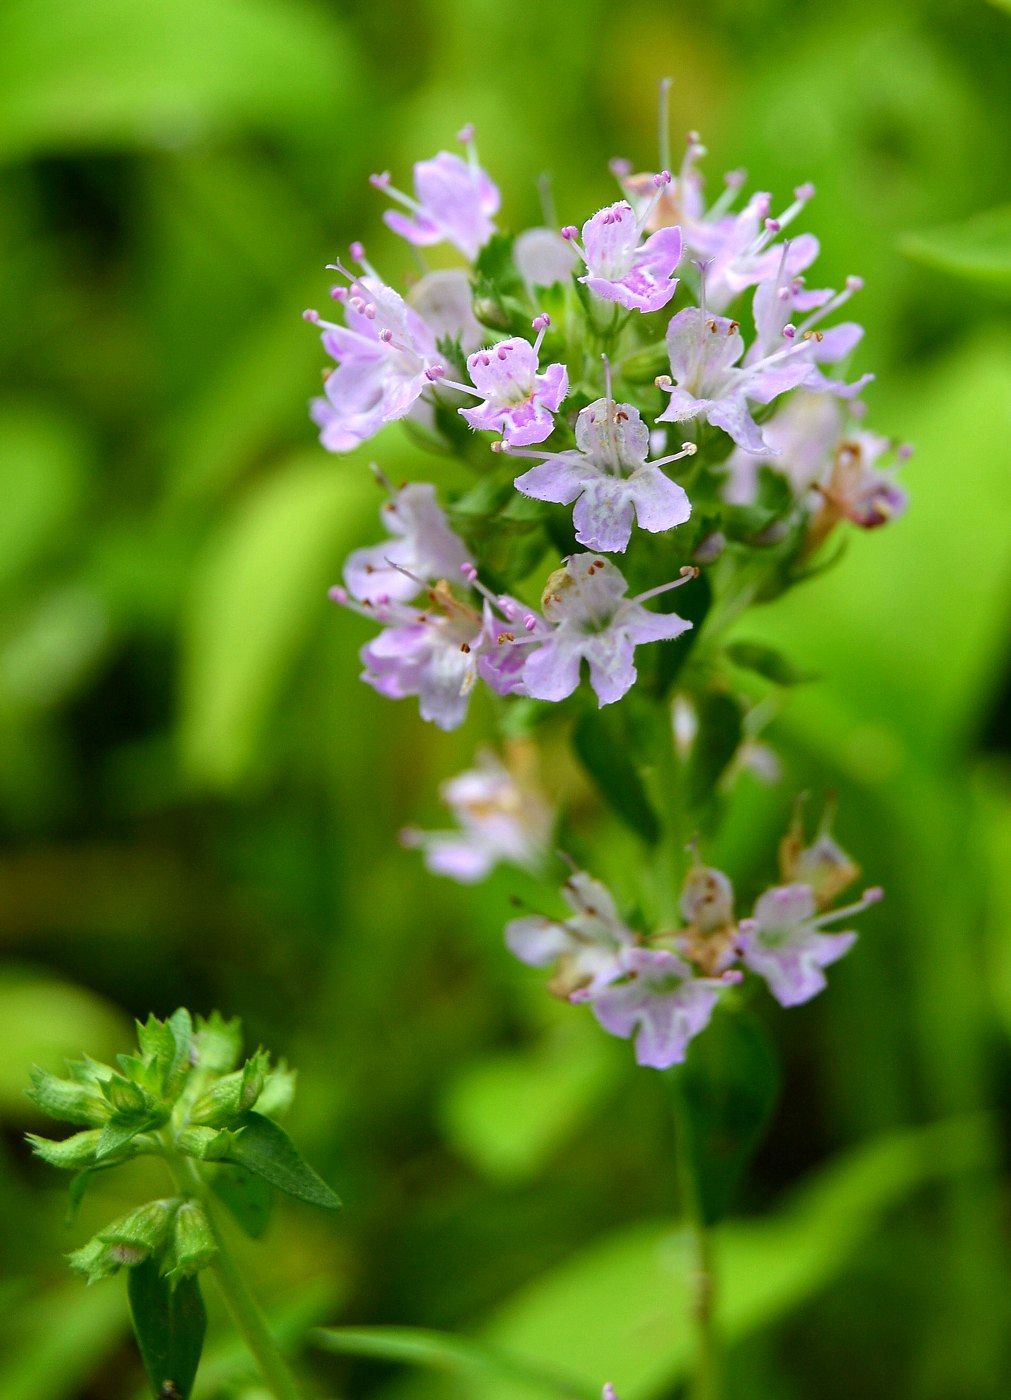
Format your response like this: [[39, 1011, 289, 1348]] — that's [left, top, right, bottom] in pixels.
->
[[370, 128, 499, 261], [739, 883, 881, 1007], [656, 307, 815, 455], [307, 269, 438, 454], [750, 268, 873, 399], [453, 318, 568, 447], [522, 554, 696, 708], [509, 396, 693, 553], [343, 481, 469, 605], [402, 751, 552, 884], [563, 184, 682, 314], [505, 871, 636, 997], [576, 946, 737, 1069]]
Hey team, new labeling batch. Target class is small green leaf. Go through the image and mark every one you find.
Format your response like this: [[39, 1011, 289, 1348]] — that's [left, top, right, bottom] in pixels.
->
[[900, 204, 1011, 291], [95, 1116, 158, 1160], [667, 1011, 780, 1225], [726, 640, 816, 686], [225, 1112, 341, 1210], [128, 1258, 206, 1399], [211, 1163, 273, 1238], [573, 706, 661, 844]]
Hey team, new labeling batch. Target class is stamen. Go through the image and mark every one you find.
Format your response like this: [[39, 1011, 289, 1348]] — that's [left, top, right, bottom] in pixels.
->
[[650, 442, 697, 469], [633, 566, 699, 605], [813, 887, 884, 928], [531, 313, 551, 357]]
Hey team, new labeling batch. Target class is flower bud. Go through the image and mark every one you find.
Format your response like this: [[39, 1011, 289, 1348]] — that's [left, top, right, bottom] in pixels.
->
[[170, 1201, 218, 1277], [28, 1068, 110, 1127], [175, 1126, 235, 1160], [102, 1075, 149, 1115], [189, 1053, 267, 1128], [27, 1129, 104, 1170], [67, 1236, 124, 1283], [99, 1198, 180, 1257], [680, 863, 735, 934]]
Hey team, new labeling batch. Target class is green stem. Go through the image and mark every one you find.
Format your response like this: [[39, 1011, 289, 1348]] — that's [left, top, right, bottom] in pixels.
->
[[168, 1155, 305, 1400], [671, 1080, 720, 1400]]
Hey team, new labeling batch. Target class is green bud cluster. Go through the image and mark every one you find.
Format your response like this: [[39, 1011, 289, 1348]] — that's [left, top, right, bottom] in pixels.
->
[[27, 1008, 296, 1285]]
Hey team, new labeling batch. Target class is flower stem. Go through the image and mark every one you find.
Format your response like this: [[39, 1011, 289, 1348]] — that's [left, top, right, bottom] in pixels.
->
[[671, 1079, 720, 1400], [169, 1155, 305, 1400]]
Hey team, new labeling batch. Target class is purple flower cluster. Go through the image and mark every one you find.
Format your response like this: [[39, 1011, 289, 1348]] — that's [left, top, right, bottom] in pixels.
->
[[505, 810, 881, 1069], [306, 110, 901, 1073], [330, 479, 697, 726]]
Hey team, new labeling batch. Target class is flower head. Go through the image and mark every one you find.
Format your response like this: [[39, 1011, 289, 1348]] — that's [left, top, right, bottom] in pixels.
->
[[403, 749, 552, 883], [522, 554, 696, 708], [456, 319, 568, 447], [333, 579, 484, 731], [564, 188, 682, 313], [577, 946, 737, 1068], [371, 129, 499, 261], [308, 266, 438, 453], [343, 480, 469, 605], [656, 306, 814, 454], [510, 388, 694, 553], [506, 870, 636, 997], [740, 883, 881, 1006]]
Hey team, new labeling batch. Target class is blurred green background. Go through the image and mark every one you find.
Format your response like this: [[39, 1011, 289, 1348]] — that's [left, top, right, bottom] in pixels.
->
[[1, 0, 1009, 1396]]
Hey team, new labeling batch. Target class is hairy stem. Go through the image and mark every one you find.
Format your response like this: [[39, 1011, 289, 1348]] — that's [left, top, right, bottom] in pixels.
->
[[168, 1155, 305, 1400]]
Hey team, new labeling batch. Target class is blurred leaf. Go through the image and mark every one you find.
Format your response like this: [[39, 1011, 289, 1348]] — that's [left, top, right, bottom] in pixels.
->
[[0, 403, 87, 594], [573, 706, 661, 844], [128, 1260, 206, 1399], [226, 1112, 341, 1210], [211, 1163, 273, 1239], [0, 0, 358, 161], [0, 1280, 126, 1400], [901, 206, 1011, 291], [725, 641, 815, 687], [669, 1013, 780, 1226], [179, 452, 376, 788], [466, 1116, 991, 1400], [313, 1325, 595, 1400], [439, 1028, 616, 1184], [0, 970, 127, 1119], [0, 585, 110, 716]]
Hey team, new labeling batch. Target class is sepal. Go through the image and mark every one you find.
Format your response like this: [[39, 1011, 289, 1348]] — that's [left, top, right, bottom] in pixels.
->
[[28, 1128, 105, 1170], [27, 1068, 111, 1127], [167, 1201, 218, 1278]]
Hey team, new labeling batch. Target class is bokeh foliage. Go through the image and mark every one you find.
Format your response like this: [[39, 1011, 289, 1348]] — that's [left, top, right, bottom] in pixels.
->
[[0, 0, 1009, 1397]]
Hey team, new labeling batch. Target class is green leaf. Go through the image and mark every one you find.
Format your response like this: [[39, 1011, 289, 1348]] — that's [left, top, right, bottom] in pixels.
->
[[466, 1116, 991, 1400], [211, 1163, 273, 1239], [312, 1325, 595, 1400], [668, 1012, 780, 1225], [573, 706, 661, 844], [225, 1112, 341, 1211], [900, 205, 1011, 291], [725, 640, 816, 686], [179, 453, 376, 788], [128, 1259, 206, 1399], [684, 690, 744, 808]]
